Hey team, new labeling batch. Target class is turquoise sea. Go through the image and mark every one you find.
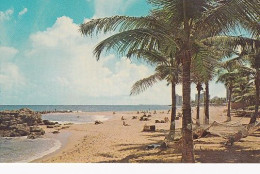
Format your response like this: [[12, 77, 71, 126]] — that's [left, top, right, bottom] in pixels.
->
[[0, 105, 172, 163], [0, 105, 172, 112]]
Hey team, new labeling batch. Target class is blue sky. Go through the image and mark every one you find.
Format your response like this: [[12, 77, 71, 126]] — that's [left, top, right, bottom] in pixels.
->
[[0, 0, 226, 105]]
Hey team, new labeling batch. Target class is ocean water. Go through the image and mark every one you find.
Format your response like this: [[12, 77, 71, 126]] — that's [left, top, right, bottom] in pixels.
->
[[0, 105, 171, 112], [0, 105, 172, 163], [0, 136, 61, 163], [42, 113, 110, 124]]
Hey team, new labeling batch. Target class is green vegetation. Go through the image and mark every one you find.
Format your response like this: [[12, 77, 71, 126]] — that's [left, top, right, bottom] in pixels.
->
[[80, 0, 259, 163]]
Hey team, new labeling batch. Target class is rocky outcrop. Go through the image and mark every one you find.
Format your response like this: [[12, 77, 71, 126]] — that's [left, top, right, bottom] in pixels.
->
[[0, 108, 45, 138]]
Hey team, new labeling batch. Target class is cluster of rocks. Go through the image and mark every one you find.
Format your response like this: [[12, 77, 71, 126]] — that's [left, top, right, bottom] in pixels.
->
[[0, 108, 55, 139]]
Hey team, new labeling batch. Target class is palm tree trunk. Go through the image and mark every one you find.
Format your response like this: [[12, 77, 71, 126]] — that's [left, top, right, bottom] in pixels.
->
[[227, 87, 232, 121], [204, 82, 209, 124], [249, 69, 259, 124], [196, 83, 201, 125], [181, 51, 195, 163], [181, 0, 194, 163], [169, 82, 176, 140]]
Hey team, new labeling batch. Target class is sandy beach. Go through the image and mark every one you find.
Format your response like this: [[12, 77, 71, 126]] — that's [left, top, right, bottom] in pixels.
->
[[33, 106, 260, 163]]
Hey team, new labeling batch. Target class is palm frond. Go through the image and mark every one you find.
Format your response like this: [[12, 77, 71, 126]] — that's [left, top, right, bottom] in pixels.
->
[[80, 15, 169, 37], [126, 49, 169, 65], [204, 36, 260, 53], [130, 73, 163, 95], [93, 28, 174, 60], [196, 0, 260, 37]]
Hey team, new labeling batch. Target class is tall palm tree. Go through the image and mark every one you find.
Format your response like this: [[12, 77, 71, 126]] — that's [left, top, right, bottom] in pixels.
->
[[127, 48, 182, 141], [194, 79, 203, 125], [217, 61, 240, 121], [148, 0, 259, 162], [238, 59, 259, 123], [80, 0, 260, 162], [191, 49, 218, 125], [233, 76, 255, 110], [206, 35, 259, 123], [204, 82, 210, 124]]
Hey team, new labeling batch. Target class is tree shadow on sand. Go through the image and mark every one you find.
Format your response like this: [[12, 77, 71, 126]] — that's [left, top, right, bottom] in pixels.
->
[[98, 131, 182, 163], [195, 130, 260, 163], [98, 130, 260, 163]]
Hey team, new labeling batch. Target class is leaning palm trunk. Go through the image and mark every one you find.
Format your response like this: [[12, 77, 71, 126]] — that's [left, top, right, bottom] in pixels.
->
[[250, 69, 260, 124], [196, 83, 202, 125], [169, 82, 176, 141], [227, 88, 232, 122], [181, 51, 195, 163], [204, 82, 210, 124]]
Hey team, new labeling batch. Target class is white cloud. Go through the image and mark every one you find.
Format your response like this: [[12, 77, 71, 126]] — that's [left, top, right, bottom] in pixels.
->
[[19, 16, 172, 104], [0, 46, 25, 90], [0, 9, 13, 21], [0, 14, 226, 104], [18, 8, 28, 17], [0, 46, 18, 61]]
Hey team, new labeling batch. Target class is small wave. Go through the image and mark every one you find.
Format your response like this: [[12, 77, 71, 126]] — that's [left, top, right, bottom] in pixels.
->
[[16, 138, 62, 163]]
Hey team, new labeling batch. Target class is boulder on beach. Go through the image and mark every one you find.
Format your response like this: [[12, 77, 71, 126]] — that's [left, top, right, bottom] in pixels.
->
[[95, 120, 103, 125], [43, 120, 56, 125], [52, 130, 60, 134], [0, 108, 49, 138]]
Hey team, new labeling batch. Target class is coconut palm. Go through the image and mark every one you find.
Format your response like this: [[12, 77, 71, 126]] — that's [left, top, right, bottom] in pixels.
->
[[147, 0, 259, 162], [194, 79, 203, 125], [127, 48, 182, 141], [206, 35, 259, 123], [80, 0, 260, 162], [238, 60, 259, 123], [233, 76, 255, 110], [217, 61, 241, 121]]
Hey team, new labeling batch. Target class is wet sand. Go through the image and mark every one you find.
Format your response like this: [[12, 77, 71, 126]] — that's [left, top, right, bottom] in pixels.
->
[[34, 106, 260, 163]]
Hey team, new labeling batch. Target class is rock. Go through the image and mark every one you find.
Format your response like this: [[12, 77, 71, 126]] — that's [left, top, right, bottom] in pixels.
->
[[27, 133, 42, 139], [30, 126, 45, 135], [95, 120, 103, 125], [0, 108, 47, 138], [52, 130, 60, 134], [43, 120, 56, 125], [47, 125, 54, 128]]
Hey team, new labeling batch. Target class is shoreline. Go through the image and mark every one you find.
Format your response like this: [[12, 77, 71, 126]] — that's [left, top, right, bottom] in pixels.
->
[[33, 106, 260, 163], [0, 106, 256, 163], [18, 138, 62, 163]]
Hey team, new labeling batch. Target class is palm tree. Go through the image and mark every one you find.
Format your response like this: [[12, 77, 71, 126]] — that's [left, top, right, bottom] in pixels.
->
[[127, 48, 182, 141], [148, 0, 259, 162], [80, 0, 259, 162], [206, 35, 259, 123], [204, 82, 210, 124], [191, 52, 218, 125], [233, 76, 255, 110], [217, 61, 240, 121], [238, 59, 259, 123], [194, 80, 203, 125]]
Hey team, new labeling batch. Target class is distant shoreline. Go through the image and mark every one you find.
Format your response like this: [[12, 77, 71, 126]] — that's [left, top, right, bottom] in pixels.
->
[[0, 105, 174, 113]]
